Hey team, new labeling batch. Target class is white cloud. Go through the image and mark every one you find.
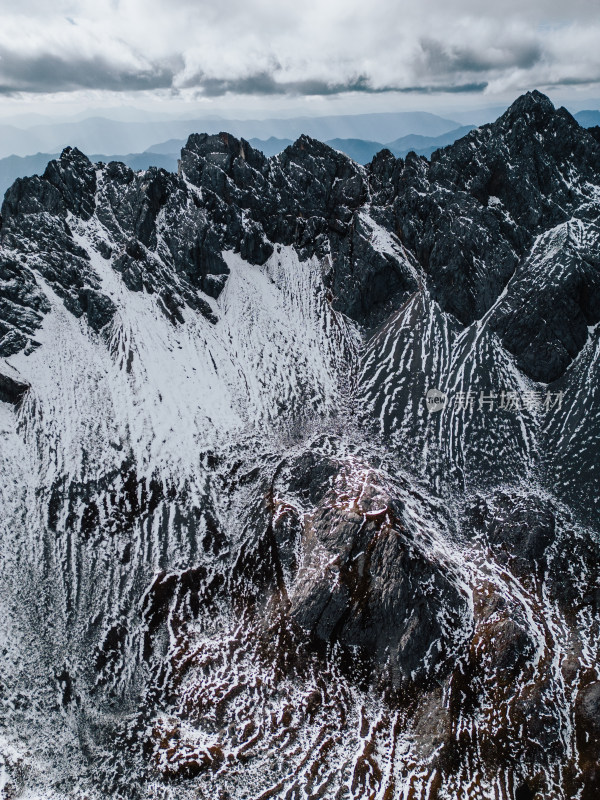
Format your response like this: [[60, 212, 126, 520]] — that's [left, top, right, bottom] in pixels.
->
[[0, 0, 598, 103]]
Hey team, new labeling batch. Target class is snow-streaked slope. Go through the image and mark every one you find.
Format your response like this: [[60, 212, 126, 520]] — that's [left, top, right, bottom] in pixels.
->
[[357, 288, 540, 494], [4, 223, 354, 489]]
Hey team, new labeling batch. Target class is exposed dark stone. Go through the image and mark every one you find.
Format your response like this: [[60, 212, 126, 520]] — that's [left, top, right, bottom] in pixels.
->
[[514, 781, 535, 800], [469, 491, 600, 615], [55, 666, 75, 708], [365, 92, 600, 378], [96, 239, 113, 259], [469, 492, 556, 567], [95, 623, 128, 674], [42, 147, 97, 220], [577, 682, 600, 735], [481, 618, 534, 677], [240, 222, 273, 265], [158, 290, 185, 325], [0, 371, 30, 404], [78, 288, 117, 332], [0, 327, 29, 356], [287, 476, 468, 687], [277, 450, 339, 507]]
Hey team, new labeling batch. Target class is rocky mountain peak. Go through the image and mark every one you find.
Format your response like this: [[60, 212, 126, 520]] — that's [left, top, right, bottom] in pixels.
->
[[500, 87, 556, 120], [182, 130, 267, 177]]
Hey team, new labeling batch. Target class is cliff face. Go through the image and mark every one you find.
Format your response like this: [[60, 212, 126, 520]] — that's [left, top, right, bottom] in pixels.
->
[[0, 91, 599, 800]]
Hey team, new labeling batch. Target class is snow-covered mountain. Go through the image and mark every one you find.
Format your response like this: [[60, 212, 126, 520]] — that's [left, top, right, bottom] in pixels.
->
[[0, 90, 599, 800]]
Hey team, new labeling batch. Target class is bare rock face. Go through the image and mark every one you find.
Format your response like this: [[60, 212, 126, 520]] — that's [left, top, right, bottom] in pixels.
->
[[1, 92, 600, 799], [578, 682, 600, 734], [0, 370, 29, 404], [288, 471, 468, 687], [576, 683, 600, 799]]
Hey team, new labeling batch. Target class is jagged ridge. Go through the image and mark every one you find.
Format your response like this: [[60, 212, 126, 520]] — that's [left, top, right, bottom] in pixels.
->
[[0, 92, 599, 800]]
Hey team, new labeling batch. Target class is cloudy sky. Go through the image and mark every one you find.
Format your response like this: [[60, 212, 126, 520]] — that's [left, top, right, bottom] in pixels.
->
[[1, 0, 599, 119]]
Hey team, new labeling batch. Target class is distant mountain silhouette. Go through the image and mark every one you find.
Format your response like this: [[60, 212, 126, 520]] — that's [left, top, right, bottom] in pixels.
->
[[575, 109, 600, 127]]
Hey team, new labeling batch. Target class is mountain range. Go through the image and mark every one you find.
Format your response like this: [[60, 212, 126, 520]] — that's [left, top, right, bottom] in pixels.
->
[[0, 127, 478, 199], [0, 124, 479, 199], [0, 105, 597, 198], [1, 91, 600, 799], [0, 110, 463, 160], [147, 124, 478, 164]]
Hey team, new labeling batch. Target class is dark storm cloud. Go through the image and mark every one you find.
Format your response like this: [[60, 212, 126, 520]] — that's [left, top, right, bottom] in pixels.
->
[[180, 71, 489, 98], [395, 82, 489, 94], [418, 38, 543, 76], [0, 47, 179, 94], [182, 72, 376, 97], [543, 75, 600, 87]]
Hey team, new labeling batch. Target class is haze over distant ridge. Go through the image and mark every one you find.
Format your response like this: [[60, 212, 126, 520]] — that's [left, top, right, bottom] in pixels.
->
[[0, 110, 464, 160], [1, 103, 598, 199]]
